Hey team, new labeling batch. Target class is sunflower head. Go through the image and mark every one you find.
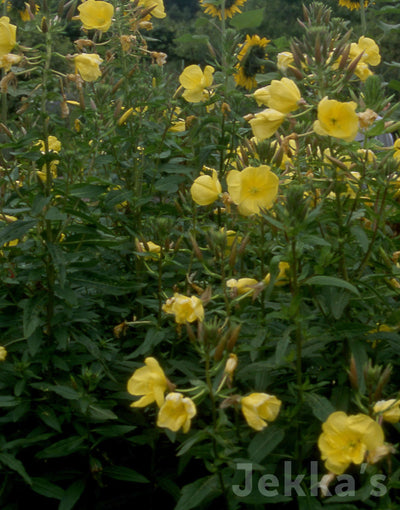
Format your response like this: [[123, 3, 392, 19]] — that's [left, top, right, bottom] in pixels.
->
[[199, 0, 248, 20], [338, 0, 370, 11], [234, 34, 270, 91]]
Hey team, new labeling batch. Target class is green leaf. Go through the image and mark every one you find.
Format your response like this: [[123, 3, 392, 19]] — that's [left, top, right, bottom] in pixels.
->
[[87, 405, 118, 421], [49, 385, 81, 400], [0, 219, 36, 245], [36, 436, 85, 459], [58, 480, 85, 510], [103, 466, 149, 483], [92, 425, 136, 437], [37, 406, 62, 432], [304, 393, 335, 422], [177, 430, 209, 457], [229, 8, 265, 30], [248, 425, 285, 463], [174, 475, 220, 510], [32, 478, 64, 500], [0, 395, 19, 407], [304, 276, 359, 296], [0, 452, 32, 485]]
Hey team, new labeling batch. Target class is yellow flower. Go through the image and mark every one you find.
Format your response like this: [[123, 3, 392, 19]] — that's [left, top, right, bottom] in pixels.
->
[[393, 138, 400, 163], [241, 393, 282, 431], [355, 36, 381, 66], [199, 0, 247, 19], [373, 399, 400, 424], [162, 293, 204, 324], [137, 0, 166, 19], [127, 357, 168, 408], [264, 261, 290, 286], [117, 107, 134, 125], [227, 165, 279, 216], [249, 109, 286, 141], [77, 0, 114, 32], [313, 97, 359, 142], [38, 135, 61, 153], [0, 53, 21, 71], [226, 277, 258, 295], [277, 51, 294, 73], [190, 168, 222, 206], [178, 64, 214, 103], [258, 78, 302, 114], [157, 392, 196, 433], [138, 240, 161, 257], [0, 17, 16, 57], [338, 0, 370, 10], [234, 34, 270, 91], [74, 53, 102, 82], [0, 345, 7, 361], [224, 353, 238, 377], [36, 160, 58, 182], [318, 411, 385, 475]]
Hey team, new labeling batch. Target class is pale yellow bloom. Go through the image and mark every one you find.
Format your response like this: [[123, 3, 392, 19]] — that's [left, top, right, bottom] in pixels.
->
[[179, 64, 214, 103], [313, 97, 359, 142], [350, 36, 381, 67], [127, 357, 168, 408], [157, 393, 196, 433], [355, 62, 373, 82], [249, 109, 286, 140], [74, 53, 102, 82], [162, 293, 204, 323], [226, 277, 258, 295], [190, 168, 221, 206], [227, 165, 279, 216], [0, 17, 16, 57], [373, 399, 400, 424], [0, 346, 7, 361], [137, 0, 166, 19], [318, 411, 385, 475], [77, 0, 114, 32], [262, 78, 302, 114], [38, 135, 61, 153], [277, 51, 294, 73], [264, 261, 290, 286], [138, 240, 161, 256], [241, 393, 282, 431]]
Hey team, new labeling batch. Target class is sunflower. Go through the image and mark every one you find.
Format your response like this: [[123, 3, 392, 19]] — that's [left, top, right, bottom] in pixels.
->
[[199, 0, 247, 20], [338, 0, 370, 11], [234, 34, 270, 91]]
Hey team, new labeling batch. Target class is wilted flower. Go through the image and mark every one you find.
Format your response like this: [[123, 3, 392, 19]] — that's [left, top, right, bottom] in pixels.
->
[[318, 411, 385, 475], [162, 293, 204, 324], [313, 97, 359, 142], [227, 165, 279, 216], [358, 108, 378, 130], [179, 64, 214, 103], [137, 0, 166, 19], [190, 168, 222, 206], [74, 53, 102, 82], [241, 393, 282, 431], [0, 17, 16, 57], [157, 393, 196, 433], [226, 277, 258, 296], [117, 107, 134, 125], [249, 109, 286, 140], [127, 357, 168, 407], [77, 0, 114, 32], [373, 399, 400, 424], [0, 346, 7, 361], [0, 53, 21, 71]]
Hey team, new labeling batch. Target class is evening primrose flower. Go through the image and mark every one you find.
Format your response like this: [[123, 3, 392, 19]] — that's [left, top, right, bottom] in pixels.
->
[[261, 78, 302, 114], [0, 17, 16, 57], [318, 411, 385, 475], [162, 293, 204, 324], [157, 393, 196, 433], [249, 109, 286, 141], [373, 399, 400, 424], [0, 346, 7, 361], [226, 277, 258, 296], [178, 64, 214, 103], [264, 261, 290, 286], [38, 135, 61, 153], [0, 53, 21, 71], [74, 53, 102, 82], [241, 393, 282, 431], [226, 165, 279, 216], [127, 357, 168, 408], [313, 97, 359, 142], [350, 36, 381, 67], [77, 0, 114, 32], [190, 168, 222, 206], [137, 0, 166, 19], [277, 51, 294, 73]]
